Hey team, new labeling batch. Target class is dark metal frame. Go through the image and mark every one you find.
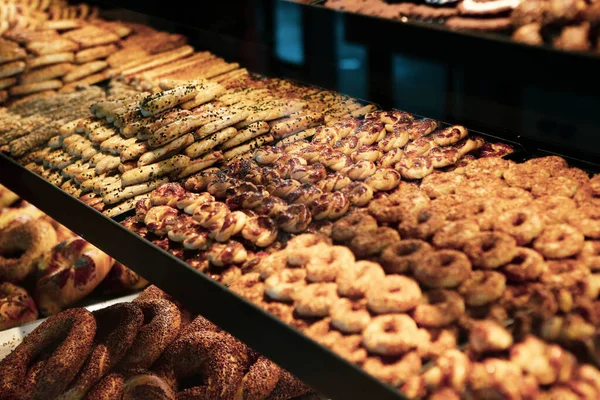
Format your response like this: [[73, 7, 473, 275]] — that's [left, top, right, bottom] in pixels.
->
[[0, 153, 404, 400]]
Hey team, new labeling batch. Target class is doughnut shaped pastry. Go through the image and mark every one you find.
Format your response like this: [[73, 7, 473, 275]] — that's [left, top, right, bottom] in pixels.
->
[[266, 369, 312, 400], [367, 275, 422, 314], [349, 227, 400, 258], [0, 308, 96, 400], [0, 282, 38, 331], [378, 147, 404, 168], [239, 355, 281, 400], [0, 219, 57, 283], [432, 220, 481, 250], [469, 320, 513, 353], [116, 299, 182, 372], [398, 208, 446, 240], [265, 269, 307, 302], [533, 224, 584, 259], [362, 314, 424, 356], [568, 205, 600, 239], [413, 250, 472, 289], [294, 283, 339, 317], [132, 330, 249, 400], [379, 239, 433, 274], [304, 244, 354, 282], [459, 270, 506, 306], [364, 352, 422, 387], [464, 156, 512, 178], [330, 298, 371, 333], [377, 130, 410, 152], [331, 211, 378, 243], [35, 238, 114, 316], [337, 260, 385, 298], [59, 303, 143, 400], [317, 173, 352, 193], [266, 178, 302, 198], [206, 241, 248, 267], [276, 204, 312, 233], [86, 373, 125, 400], [503, 247, 547, 281], [464, 232, 518, 269], [341, 181, 374, 207], [413, 290, 465, 328], [493, 208, 544, 245]]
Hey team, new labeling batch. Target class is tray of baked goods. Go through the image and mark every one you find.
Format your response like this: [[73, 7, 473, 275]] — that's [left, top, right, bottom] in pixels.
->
[[0, 285, 323, 400], [304, 0, 600, 55], [1, 2, 600, 400]]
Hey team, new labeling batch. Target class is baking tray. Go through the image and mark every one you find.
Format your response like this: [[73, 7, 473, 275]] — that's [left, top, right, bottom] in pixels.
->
[[0, 293, 138, 361]]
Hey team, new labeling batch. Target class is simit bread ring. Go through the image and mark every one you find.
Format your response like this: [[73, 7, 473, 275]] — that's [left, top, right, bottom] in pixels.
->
[[379, 239, 433, 274], [116, 299, 182, 372], [493, 207, 544, 245], [464, 232, 518, 269], [348, 227, 400, 258], [533, 224, 585, 259], [0, 219, 57, 283], [331, 210, 378, 243], [0, 282, 38, 331], [362, 314, 424, 356], [34, 238, 114, 316], [413, 290, 465, 328], [367, 275, 422, 314], [0, 308, 96, 399], [413, 250, 472, 289], [58, 303, 143, 400], [336, 260, 385, 298]]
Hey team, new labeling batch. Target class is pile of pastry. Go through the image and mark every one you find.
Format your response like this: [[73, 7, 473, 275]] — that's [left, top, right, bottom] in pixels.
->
[[0, 285, 315, 400], [128, 143, 600, 398], [0, 184, 147, 329], [324, 0, 600, 53], [3, 75, 372, 217]]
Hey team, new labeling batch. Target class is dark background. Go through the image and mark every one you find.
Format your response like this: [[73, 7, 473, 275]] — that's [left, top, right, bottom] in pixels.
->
[[96, 0, 600, 165]]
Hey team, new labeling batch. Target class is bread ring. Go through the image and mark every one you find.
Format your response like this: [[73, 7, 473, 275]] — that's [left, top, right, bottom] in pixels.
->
[[432, 220, 480, 250], [493, 208, 545, 245], [330, 334, 368, 365], [59, 303, 143, 400], [35, 238, 113, 316], [365, 168, 401, 192], [579, 241, 600, 271], [0, 219, 57, 283], [265, 369, 312, 400], [305, 245, 354, 282], [0, 308, 96, 399], [368, 187, 429, 223], [414, 250, 472, 289], [206, 241, 247, 267], [238, 355, 281, 400], [116, 299, 182, 372], [264, 268, 307, 302], [331, 211, 378, 243], [533, 224, 585, 259], [336, 260, 385, 298], [317, 172, 352, 193], [569, 205, 600, 239], [459, 270, 506, 306], [276, 204, 312, 233], [330, 298, 370, 334], [378, 147, 404, 168], [364, 352, 422, 387], [362, 314, 423, 356], [413, 290, 465, 328], [379, 239, 433, 274], [348, 227, 400, 258], [310, 192, 350, 220], [464, 156, 512, 178], [464, 232, 518, 269], [503, 247, 547, 281], [241, 215, 278, 247], [0, 282, 38, 331], [294, 282, 338, 317], [367, 275, 422, 314], [398, 208, 446, 240]]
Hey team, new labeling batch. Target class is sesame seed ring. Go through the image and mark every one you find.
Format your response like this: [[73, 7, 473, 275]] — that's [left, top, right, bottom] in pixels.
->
[[0, 308, 96, 399], [331, 210, 378, 243], [458, 270, 506, 306], [330, 298, 371, 334], [432, 220, 481, 250], [294, 282, 339, 318], [379, 239, 433, 274], [264, 268, 307, 302], [503, 247, 547, 282], [348, 227, 401, 258], [398, 208, 447, 240], [493, 208, 545, 245]]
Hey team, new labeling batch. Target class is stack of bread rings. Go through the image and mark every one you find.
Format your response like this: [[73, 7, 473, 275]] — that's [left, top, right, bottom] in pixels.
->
[[0, 284, 314, 400], [120, 150, 600, 399], [0, 184, 147, 330]]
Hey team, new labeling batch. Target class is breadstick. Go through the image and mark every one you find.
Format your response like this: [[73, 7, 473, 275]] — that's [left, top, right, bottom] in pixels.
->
[[351, 104, 378, 118], [234, 101, 305, 128], [139, 83, 200, 117], [276, 128, 317, 146], [44, 150, 75, 169], [0, 60, 25, 78], [88, 124, 117, 144], [41, 19, 80, 30], [0, 77, 16, 90], [59, 69, 112, 93], [95, 176, 121, 196], [62, 160, 87, 178], [120, 155, 190, 187], [48, 135, 63, 149], [179, 83, 225, 109], [27, 52, 75, 69], [223, 134, 274, 160], [76, 117, 101, 134], [147, 107, 230, 148], [270, 112, 324, 139], [75, 168, 98, 187], [220, 121, 269, 150], [194, 111, 248, 140], [27, 39, 78, 55], [9, 79, 62, 96], [88, 153, 108, 167], [62, 60, 107, 83], [120, 46, 194, 77], [103, 194, 149, 218], [103, 177, 169, 205], [158, 78, 206, 91], [185, 127, 236, 158], [95, 155, 120, 175], [175, 151, 223, 179], [74, 44, 117, 64], [143, 53, 214, 80], [101, 136, 137, 155], [132, 109, 191, 140], [138, 133, 194, 166], [20, 62, 74, 84]]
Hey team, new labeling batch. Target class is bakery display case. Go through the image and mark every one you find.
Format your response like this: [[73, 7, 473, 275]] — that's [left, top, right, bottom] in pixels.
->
[[0, 0, 599, 399]]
